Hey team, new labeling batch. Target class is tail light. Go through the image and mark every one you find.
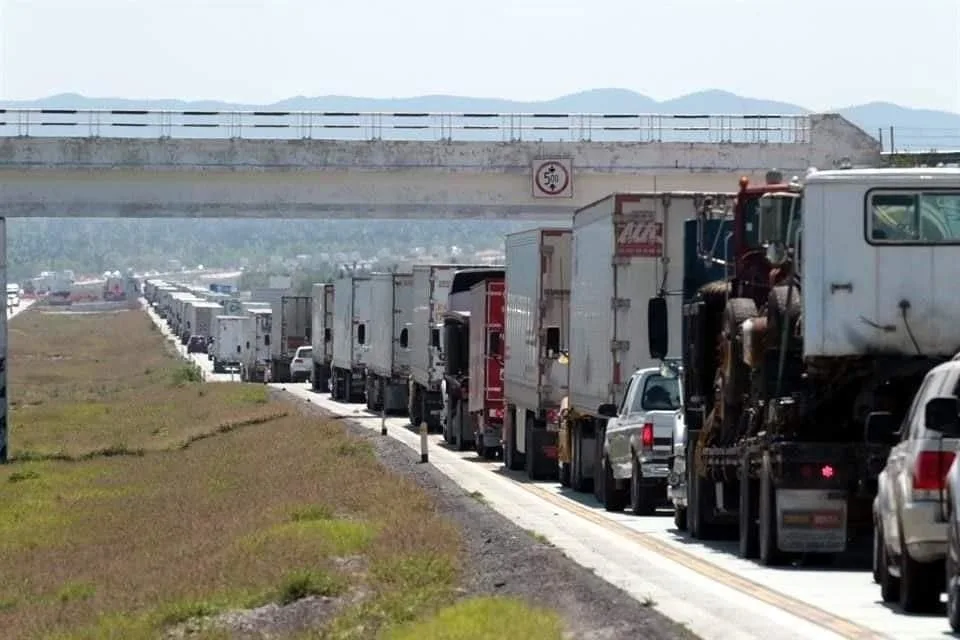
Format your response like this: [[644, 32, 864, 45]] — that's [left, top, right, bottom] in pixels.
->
[[641, 422, 654, 449], [293, 358, 302, 364], [913, 450, 956, 492]]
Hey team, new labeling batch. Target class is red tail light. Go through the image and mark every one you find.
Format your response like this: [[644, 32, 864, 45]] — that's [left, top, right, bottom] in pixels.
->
[[293, 358, 302, 363], [913, 451, 956, 491], [641, 422, 654, 449]]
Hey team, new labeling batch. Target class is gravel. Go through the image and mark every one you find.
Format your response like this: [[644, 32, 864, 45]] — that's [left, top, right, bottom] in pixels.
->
[[297, 397, 700, 640]]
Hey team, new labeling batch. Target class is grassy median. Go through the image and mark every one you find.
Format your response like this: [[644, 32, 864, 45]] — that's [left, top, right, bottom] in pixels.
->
[[1, 308, 565, 639]]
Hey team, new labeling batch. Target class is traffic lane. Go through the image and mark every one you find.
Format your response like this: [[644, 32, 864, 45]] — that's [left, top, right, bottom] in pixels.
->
[[141, 300, 235, 383], [277, 383, 871, 640], [276, 383, 942, 640]]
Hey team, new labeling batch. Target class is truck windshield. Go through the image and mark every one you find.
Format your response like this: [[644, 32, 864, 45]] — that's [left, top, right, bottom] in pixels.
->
[[633, 375, 682, 412]]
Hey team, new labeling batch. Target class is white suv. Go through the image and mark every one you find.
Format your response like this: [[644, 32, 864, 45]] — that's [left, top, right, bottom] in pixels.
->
[[873, 360, 960, 613], [290, 346, 313, 383]]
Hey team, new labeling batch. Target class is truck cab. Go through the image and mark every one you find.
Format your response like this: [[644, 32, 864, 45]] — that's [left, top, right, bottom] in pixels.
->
[[601, 363, 682, 515]]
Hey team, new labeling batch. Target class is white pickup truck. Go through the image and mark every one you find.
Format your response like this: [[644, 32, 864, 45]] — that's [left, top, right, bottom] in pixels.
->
[[600, 364, 683, 516]]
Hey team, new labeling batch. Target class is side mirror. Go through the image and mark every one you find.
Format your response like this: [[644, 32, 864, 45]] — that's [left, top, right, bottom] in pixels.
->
[[598, 403, 618, 418], [925, 396, 960, 436], [864, 411, 897, 444], [648, 297, 668, 360]]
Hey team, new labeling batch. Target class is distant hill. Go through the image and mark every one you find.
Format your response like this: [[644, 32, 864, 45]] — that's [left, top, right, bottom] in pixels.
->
[[3, 88, 960, 151]]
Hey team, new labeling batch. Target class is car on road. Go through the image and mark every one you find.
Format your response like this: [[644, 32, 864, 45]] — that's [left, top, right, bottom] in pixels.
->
[[290, 346, 313, 383], [874, 359, 960, 613], [187, 335, 208, 354]]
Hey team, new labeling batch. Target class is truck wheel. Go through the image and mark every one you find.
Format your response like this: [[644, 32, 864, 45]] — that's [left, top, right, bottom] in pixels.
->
[[629, 456, 655, 515], [571, 425, 588, 492], [674, 506, 687, 531], [524, 415, 542, 480], [898, 520, 941, 612], [877, 520, 899, 602], [948, 523, 960, 631], [456, 401, 471, 452], [559, 462, 571, 487], [409, 385, 422, 429], [722, 298, 757, 405], [603, 457, 626, 512], [738, 454, 759, 559], [758, 464, 785, 566], [504, 407, 523, 471]]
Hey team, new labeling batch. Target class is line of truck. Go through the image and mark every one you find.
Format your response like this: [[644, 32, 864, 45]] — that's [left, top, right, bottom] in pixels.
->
[[144, 166, 960, 610], [300, 166, 960, 587], [142, 280, 313, 382]]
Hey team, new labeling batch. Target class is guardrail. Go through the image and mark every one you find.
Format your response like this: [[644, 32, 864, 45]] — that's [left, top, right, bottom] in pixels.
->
[[0, 108, 812, 144]]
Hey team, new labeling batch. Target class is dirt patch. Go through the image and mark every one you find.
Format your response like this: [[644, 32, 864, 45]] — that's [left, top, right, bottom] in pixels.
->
[[291, 395, 699, 640]]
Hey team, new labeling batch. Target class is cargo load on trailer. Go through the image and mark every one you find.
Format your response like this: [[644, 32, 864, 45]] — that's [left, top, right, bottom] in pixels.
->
[[440, 268, 505, 451], [503, 227, 571, 480], [331, 275, 371, 403], [366, 272, 414, 414], [560, 191, 733, 506], [269, 296, 312, 383], [240, 308, 273, 383], [408, 263, 493, 431], [647, 168, 960, 565], [310, 283, 335, 393], [468, 275, 506, 459], [212, 315, 246, 373]]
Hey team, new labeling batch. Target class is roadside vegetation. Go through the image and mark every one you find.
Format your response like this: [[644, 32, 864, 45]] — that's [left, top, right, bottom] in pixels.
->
[[1, 308, 565, 639]]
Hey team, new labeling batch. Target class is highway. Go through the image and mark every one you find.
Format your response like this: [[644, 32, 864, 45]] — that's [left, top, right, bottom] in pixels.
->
[[133, 302, 949, 640], [272, 383, 945, 640]]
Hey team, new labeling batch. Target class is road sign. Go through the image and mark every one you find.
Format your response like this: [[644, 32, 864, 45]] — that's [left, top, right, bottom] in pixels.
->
[[532, 159, 573, 198]]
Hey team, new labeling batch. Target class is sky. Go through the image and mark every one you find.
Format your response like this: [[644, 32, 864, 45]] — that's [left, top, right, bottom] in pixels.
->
[[0, 0, 958, 113]]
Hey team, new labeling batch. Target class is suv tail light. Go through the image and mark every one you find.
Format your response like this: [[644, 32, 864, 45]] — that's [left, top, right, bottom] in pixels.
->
[[641, 422, 654, 449], [913, 450, 956, 492]]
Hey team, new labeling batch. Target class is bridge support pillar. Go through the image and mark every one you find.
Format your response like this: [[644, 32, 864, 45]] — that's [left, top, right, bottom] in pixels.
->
[[0, 217, 7, 462]]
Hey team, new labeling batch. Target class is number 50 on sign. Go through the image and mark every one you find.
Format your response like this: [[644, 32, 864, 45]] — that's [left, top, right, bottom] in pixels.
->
[[615, 220, 663, 257]]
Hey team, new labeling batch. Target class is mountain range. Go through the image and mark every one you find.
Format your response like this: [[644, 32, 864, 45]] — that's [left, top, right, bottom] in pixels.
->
[[3, 88, 960, 152]]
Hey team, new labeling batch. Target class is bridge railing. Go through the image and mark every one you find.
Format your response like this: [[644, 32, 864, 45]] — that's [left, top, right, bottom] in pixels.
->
[[0, 108, 813, 144]]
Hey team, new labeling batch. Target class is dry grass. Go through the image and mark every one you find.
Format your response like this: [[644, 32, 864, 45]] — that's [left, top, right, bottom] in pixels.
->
[[1, 308, 472, 639], [9, 310, 272, 459]]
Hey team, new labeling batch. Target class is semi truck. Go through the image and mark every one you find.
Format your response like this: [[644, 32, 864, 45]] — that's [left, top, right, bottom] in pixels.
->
[[468, 275, 506, 459], [366, 272, 414, 413], [559, 191, 733, 500], [408, 264, 492, 431], [270, 295, 312, 383], [503, 227, 571, 480], [240, 308, 273, 383], [211, 315, 246, 373], [440, 268, 505, 450], [185, 301, 222, 343], [646, 167, 960, 566], [331, 274, 371, 403], [310, 283, 334, 393]]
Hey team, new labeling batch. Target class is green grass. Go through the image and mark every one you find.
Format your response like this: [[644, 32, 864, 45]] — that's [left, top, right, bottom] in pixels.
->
[[384, 596, 566, 640]]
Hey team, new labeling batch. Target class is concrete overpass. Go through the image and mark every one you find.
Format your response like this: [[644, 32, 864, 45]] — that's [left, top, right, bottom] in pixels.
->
[[0, 109, 881, 219]]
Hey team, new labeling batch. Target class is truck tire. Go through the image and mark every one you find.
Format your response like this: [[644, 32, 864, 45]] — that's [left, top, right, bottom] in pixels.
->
[[674, 505, 687, 531], [455, 401, 471, 452], [603, 457, 627, 512], [758, 461, 785, 566], [877, 519, 899, 602], [629, 455, 655, 516], [738, 453, 759, 559], [311, 363, 322, 392], [409, 384, 422, 429], [723, 298, 757, 405], [504, 406, 525, 471], [898, 519, 942, 612], [571, 424, 589, 492], [767, 285, 801, 349]]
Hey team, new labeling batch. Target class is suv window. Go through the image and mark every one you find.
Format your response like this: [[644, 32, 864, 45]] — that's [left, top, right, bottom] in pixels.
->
[[632, 374, 681, 412], [297, 347, 312, 359]]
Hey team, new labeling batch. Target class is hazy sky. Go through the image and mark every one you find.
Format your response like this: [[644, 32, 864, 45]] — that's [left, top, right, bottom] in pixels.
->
[[1, 0, 958, 113]]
